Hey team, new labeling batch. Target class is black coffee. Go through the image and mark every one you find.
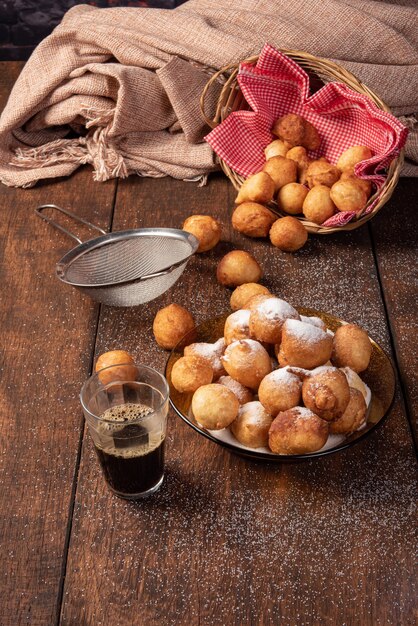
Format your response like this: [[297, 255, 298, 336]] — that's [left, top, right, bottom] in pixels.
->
[[95, 403, 165, 497]]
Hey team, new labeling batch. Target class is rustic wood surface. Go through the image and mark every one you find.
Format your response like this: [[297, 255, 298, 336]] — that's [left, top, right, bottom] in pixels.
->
[[0, 63, 416, 626]]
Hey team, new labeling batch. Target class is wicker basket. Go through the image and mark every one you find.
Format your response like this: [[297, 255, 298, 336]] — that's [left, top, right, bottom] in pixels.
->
[[200, 49, 404, 234]]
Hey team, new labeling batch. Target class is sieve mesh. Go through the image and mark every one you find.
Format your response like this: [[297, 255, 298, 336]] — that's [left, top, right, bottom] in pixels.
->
[[64, 236, 192, 286], [36, 205, 198, 307]]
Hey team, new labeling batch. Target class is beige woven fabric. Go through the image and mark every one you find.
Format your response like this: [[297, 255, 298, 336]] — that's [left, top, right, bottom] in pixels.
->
[[0, 0, 417, 187]]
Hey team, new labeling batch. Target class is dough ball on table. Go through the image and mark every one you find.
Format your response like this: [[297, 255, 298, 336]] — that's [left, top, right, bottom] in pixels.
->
[[277, 183, 309, 215], [232, 202, 276, 238], [302, 185, 336, 224], [330, 387, 367, 434], [264, 139, 292, 160], [300, 315, 327, 331], [235, 172, 275, 204], [278, 319, 333, 369], [258, 368, 302, 415], [222, 339, 272, 390], [330, 180, 368, 213], [269, 216, 308, 252], [286, 146, 310, 185], [268, 407, 329, 454], [95, 350, 137, 385], [153, 304, 196, 350], [302, 368, 350, 421], [340, 168, 372, 197], [249, 297, 300, 344], [331, 324, 372, 373], [230, 283, 270, 311], [230, 401, 273, 448], [182, 215, 221, 253], [337, 146, 373, 172], [306, 160, 340, 189], [224, 309, 251, 345], [217, 250, 263, 287], [263, 156, 297, 191], [192, 384, 239, 430], [272, 114, 320, 150], [184, 337, 226, 380], [218, 375, 254, 405], [171, 355, 213, 394]]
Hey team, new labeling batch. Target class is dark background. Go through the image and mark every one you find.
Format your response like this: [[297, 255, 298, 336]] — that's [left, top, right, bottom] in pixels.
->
[[0, 0, 186, 60]]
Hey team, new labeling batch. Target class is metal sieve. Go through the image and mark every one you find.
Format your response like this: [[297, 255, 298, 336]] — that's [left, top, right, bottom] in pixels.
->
[[36, 204, 199, 307]]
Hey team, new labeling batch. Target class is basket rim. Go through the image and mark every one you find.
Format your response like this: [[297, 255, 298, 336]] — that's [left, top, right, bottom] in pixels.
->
[[200, 48, 404, 234]]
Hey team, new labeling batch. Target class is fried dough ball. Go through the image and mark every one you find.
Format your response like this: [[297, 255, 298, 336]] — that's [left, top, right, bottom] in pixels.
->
[[95, 350, 137, 385], [340, 168, 372, 197], [232, 202, 276, 238], [222, 339, 272, 390], [224, 309, 251, 345], [246, 293, 275, 311], [272, 114, 320, 150], [330, 180, 368, 212], [182, 215, 221, 253], [269, 216, 308, 252], [277, 182, 309, 215], [153, 304, 196, 350], [235, 171, 275, 204], [230, 283, 271, 311], [337, 145, 373, 172], [217, 250, 263, 287], [329, 387, 367, 434], [184, 337, 226, 380], [331, 324, 372, 373], [269, 407, 329, 454], [264, 139, 292, 160], [249, 297, 300, 344], [278, 319, 333, 369], [263, 156, 297, 191], [302, 368, 350, 421], [192, 384, 239, 430], [218, 375, 254, 405], [300, 315, 327, 331], [286, 146, 310, 184], [171, 355, 213, 393], [306, 159, 340, 189], [302, 185, 336, 224], [230, 401, 273, 448], [340, 367, 370, 404], [258, 368, 302, 415]]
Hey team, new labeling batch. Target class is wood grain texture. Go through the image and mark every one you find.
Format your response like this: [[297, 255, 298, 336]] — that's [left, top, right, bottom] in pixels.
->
[[370, 179, 418, 447], [0, 62, 117, 626], [60, 175, 417, 626]]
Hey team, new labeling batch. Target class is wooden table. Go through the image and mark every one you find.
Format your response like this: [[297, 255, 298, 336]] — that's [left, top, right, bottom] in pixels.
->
[[1, 62, 417, 626]]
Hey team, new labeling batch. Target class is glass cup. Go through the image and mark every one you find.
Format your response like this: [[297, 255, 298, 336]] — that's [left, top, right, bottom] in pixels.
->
[[80, 363, 169, 499]]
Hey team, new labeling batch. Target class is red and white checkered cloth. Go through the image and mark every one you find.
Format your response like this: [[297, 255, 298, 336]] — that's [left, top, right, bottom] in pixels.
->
[[205, 44, 408, 226]]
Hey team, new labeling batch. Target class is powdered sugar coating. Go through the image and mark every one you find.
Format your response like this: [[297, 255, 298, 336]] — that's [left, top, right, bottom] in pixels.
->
[[292, 406, 319, 420], [218, 376, 253, 405], [284, 318, 329, 345], [238, 401, 271, 425], [224, 309, 251, 345], [222, 338, 267, 361], [300, 315, 327, 330], [262, 367, 301, 387], [184, 337, 226, 379], [227, 309, 251, 328], [257, 297, 299, 322]]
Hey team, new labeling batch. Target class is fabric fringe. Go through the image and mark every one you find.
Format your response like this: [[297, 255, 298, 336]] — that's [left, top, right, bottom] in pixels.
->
[[10, 106, 129, 182]]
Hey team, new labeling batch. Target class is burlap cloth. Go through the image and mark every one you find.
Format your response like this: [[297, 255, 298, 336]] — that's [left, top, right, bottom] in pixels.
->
[[0, 0, 417, 188]]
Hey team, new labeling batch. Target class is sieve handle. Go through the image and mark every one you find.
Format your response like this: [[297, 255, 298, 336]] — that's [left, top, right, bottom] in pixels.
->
[[35, 204, 107, 244]]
